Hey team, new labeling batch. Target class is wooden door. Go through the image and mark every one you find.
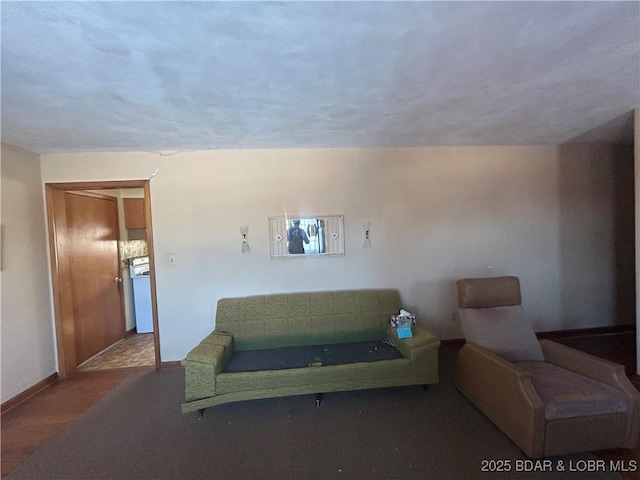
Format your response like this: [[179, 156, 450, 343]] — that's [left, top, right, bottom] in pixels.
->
[[64, 191, 125, 365]]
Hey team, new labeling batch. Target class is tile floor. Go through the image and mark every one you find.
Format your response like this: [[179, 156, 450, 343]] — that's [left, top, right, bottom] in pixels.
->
[[78, 334, 155, 371]]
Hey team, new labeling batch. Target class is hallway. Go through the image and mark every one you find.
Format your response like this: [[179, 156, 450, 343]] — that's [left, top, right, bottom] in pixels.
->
[[78, 334, 155, 371]]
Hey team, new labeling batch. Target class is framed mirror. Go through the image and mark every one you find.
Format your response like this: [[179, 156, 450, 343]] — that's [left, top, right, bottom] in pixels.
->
[[268, 214, 345, 259]]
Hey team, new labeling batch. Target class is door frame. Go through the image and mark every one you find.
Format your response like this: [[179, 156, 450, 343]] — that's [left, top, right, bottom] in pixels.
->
[[45, 180, 160, 379]]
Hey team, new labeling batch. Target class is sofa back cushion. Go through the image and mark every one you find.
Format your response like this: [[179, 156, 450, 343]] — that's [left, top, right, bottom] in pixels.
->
[[215, 289, 402, 350]]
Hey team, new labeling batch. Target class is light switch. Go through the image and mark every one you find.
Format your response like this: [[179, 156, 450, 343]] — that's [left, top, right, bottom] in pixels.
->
[[168, 254, 176, 266]]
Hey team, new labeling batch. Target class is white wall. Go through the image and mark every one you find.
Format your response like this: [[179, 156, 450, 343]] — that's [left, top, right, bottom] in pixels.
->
[[1, 143, 56, 403], [41, 145, 634, 363]]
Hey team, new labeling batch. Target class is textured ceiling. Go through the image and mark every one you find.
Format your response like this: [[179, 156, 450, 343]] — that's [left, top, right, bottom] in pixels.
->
[[1, 1, 638, 154]]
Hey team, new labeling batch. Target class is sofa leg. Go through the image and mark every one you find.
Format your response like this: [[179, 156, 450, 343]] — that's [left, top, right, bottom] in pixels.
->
[[198, 408, 205, 419], [315, 393, 321, 407]]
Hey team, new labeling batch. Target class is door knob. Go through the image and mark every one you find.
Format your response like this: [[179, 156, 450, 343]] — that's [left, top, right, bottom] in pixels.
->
[[114, 277, 123, 283]]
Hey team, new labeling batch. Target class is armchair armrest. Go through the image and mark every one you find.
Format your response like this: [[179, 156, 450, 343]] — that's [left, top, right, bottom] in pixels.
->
[[540, 339, 640, 449], [456, 343, 545, 457], [540, 340, 637, 394]]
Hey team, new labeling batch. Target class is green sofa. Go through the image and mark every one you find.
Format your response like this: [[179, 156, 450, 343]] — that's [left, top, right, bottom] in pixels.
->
[[181, 289, 440, 414]]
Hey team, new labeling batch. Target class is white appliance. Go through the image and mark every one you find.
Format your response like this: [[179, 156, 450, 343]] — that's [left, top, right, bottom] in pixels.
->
[[129, 256, 153, 333]]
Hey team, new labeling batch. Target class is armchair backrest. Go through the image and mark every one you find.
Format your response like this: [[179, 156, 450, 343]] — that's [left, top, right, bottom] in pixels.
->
[[456, 276, 544, 362], [457, 275, 521, 308]]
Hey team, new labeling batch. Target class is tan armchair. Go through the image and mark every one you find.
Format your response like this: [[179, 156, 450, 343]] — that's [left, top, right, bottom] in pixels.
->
[[454, 276, 640, 458]]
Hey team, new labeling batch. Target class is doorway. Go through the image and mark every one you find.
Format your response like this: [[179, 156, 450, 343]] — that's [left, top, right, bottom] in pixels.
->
[[45, 180, 160, 379]]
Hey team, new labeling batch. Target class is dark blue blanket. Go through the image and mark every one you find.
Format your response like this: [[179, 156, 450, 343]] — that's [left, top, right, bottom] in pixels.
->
[[224, 340, 403, 373]]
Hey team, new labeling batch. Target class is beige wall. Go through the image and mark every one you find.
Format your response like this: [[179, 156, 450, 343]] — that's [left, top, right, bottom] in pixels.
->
[[41, 145, 635, 362], [1, 143, 56, 403]]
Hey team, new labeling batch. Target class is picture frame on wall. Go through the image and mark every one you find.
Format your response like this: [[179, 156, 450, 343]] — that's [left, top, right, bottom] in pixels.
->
[[268, 214, 345, 259]]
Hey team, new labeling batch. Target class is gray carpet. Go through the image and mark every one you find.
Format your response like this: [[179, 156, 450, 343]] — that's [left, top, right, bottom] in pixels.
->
[[9, 349, 621, 480]]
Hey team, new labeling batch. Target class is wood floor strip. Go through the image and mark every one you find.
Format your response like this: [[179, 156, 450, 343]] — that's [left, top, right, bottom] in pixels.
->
[[1, 373, 58, 416]]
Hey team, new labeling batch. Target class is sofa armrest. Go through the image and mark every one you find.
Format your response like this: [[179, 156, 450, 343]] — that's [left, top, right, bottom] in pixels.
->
[[387, 325, 439, 358], [455, 343, 545, 457], [387, 326, 440, 383], [181, 332, 234, 403], [182, 331, 234, 373]]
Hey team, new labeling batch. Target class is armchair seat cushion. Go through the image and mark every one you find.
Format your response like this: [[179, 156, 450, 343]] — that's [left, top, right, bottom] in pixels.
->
[[517, 361, 629, 420]]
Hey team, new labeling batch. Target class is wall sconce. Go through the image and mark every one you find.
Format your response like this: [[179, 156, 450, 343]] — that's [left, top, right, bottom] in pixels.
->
[[240, 226, 251, 253], [363, 221, 371, 248]]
